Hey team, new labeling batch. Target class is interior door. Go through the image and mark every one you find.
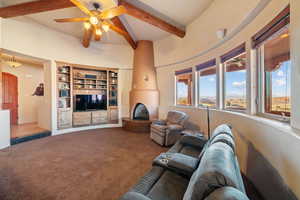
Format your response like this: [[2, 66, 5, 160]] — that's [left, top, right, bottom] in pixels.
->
[[2, 72, 18, 125]]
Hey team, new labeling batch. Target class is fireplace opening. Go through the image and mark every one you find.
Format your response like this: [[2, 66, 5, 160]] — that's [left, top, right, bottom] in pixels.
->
[[133, 103, 149, 120]]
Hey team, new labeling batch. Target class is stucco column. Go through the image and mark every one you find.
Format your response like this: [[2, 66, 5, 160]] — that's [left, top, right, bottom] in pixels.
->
[[130, 40, 159, 120]]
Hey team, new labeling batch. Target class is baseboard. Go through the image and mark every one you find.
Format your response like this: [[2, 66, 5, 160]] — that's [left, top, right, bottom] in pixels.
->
[[52, 123, 122, 136], [11, 131, 52, 145]]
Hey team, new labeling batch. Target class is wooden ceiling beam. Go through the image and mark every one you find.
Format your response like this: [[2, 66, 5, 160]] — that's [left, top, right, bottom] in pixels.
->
[[0, 0, 75, 18], [119, 0, 185, 38], [111, 17, 137, 49]]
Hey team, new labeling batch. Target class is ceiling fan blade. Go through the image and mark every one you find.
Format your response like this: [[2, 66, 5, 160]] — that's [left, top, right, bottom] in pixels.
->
[[54, 17, 89, 22], [99, 6, 127, 19], [70, 0, 93, 16], [82, 26, 93, 48], [105, 22, 127, 36]]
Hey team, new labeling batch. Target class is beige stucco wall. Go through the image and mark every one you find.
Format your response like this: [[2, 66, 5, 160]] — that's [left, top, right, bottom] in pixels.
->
[[2, 62, 44, 124], [155, 0, 299, 198]]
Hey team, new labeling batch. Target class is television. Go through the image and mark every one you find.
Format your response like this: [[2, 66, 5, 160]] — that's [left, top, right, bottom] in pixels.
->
[[75, 94, 107, 111]]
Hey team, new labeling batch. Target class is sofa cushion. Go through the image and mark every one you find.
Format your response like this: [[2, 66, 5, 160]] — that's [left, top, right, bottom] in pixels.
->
[[180, 146, 201, 158], [210, 134, 236, 152], [167, 138, 203, 158], [183, 142, 245, 200], [166, 111, 188, 125], [204, 187, 249, 200], [147, 170, 189, 200], [180, 135, 207, 148]]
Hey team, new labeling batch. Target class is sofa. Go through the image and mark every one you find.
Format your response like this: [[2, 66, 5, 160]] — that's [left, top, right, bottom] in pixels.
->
[[151, 110, 189, 146], [119, 124, 249, 200]]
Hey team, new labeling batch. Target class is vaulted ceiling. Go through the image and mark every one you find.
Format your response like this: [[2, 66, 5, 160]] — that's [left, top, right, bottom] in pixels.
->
[[0, 0, 214, 46]]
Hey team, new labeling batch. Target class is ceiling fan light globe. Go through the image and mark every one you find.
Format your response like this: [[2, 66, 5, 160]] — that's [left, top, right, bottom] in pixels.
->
[[89, 16, 99, 25], [102, 24, 110, 32], [96, 29, 102, 36], [84, 22, 91, 29]]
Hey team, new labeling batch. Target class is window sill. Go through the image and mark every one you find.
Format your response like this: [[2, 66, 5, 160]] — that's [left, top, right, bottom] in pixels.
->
[[174, 105, 194, 109], [257, 112, 290, 123], [224, 108, 247, 114]]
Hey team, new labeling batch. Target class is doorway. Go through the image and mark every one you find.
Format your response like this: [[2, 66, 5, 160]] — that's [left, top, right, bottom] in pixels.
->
[[2, 72, 18, 125], [1, 52, 51, 142]]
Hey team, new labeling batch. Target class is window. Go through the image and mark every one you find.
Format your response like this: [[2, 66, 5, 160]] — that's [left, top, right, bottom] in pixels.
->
[[175, 69, 193, 106], [197, 59, 217, 107], [259, 27, 291, 117], [221, 43, 247, 111], [254, 5, 290, 118]]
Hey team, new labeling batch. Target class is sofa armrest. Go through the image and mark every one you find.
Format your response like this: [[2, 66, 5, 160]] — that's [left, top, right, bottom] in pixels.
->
[[167, 124, 184, 131], [153, 153, 199, 177], [180, 135, 207, 148], [119, 192, 152, 200], [165, 125, 184, 146], [152, 120, 167, 126]]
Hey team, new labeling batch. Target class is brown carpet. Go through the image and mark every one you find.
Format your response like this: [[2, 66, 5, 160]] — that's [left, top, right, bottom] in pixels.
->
[[0, 128, 166, 200]]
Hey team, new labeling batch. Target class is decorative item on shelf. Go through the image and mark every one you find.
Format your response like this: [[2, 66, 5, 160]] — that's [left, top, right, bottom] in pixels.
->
[[85, 74, 97, 79], [110, 85, 117, 90], [98, 73, 107, 80], [110, 72, 118, 77], [58, 98, 67, 109], [74, 79, 84, 84], [59, 82, 70, 90], [74, 84, 84, 89], [75, 72, 85, 78], [110, 90, 117, 97], [59, 89, 70, 97], [59, 74, 69, 82], [109, 99, 118, 106], [111, 78, 117, 84], [59, 66, 70, 74]]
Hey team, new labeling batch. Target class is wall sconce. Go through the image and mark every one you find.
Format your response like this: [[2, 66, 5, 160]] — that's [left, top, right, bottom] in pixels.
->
[[216, 29, 227, 39]]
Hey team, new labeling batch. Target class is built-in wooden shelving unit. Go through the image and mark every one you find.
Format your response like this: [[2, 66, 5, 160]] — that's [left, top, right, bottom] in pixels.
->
[[56, 62, 119, 130], [57, 65, 73, 129]]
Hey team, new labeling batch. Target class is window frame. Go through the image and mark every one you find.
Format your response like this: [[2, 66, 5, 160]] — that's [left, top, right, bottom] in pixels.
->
[[222, 53, 248, 112], [197, 66, 217, 108], [175, 72, 193, 107], [256, 38, 291, 122]]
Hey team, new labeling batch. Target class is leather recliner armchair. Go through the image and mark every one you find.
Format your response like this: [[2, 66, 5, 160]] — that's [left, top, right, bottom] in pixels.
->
[[150, 110, 189, 146]]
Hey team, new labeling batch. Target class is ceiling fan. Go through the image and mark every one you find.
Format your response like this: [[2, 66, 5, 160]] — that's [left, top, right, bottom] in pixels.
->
[[54, 0, 128, 48]]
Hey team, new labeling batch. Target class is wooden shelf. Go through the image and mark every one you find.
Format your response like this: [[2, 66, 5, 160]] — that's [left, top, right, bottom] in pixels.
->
[[74, 77, 107, 81]]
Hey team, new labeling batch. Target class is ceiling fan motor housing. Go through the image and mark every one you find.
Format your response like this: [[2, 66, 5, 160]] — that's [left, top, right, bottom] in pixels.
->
[[92, 2, 101, 10]]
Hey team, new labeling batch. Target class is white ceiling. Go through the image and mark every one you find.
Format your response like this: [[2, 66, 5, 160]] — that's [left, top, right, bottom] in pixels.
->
[[1, 0, 214, 45]]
